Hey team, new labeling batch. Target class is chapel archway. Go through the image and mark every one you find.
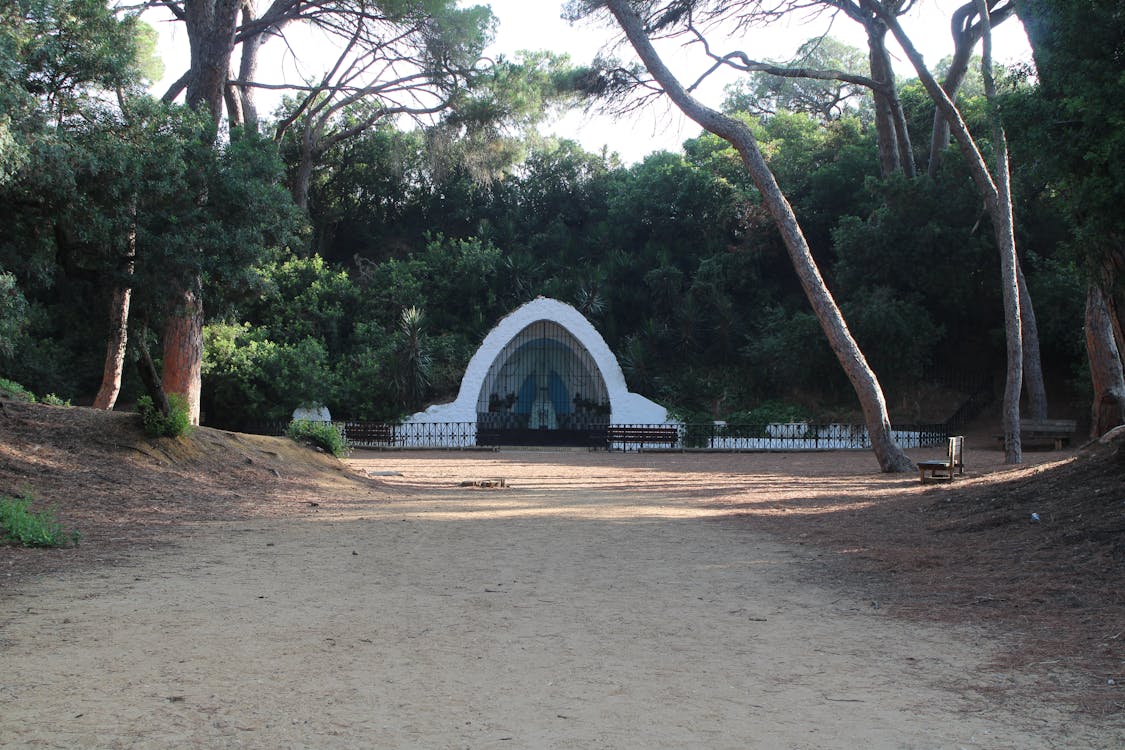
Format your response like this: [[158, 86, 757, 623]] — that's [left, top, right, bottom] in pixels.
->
[[404, 297, 668, 446], [475, 320, 610, 446]]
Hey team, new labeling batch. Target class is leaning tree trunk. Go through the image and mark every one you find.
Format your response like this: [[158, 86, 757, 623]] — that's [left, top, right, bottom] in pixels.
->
[[93, 214, 136, 410], [92, 269, 134, 410], [135, 327, 171, 416], [1085, 283, 1125, 437], [606, 0, 913, 472]]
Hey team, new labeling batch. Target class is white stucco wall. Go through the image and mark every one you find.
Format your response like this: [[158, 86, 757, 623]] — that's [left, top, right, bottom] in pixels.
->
[[406, 297, 668, 426], [292, 405, 331, 422]]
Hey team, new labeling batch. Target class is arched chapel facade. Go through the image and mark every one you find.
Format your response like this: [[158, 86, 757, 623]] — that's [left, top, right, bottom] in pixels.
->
[[406, 297, 667, 446]]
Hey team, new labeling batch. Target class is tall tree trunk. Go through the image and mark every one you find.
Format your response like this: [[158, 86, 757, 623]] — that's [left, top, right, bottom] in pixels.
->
[[169, 0, 243, 424], [184, 0, 242, 124], [224, 77, 245, 130], [978, 1, 1023, 462], [866, 21, 906, 177], [1017, 260, 1047, 420], [291, 135, 317, 210], [927, 40, 973, 177], [606, 0, 913, 472], [888, 85, 915, 177], [161, 289, 203, 425], [876, 1, 1023, 462], [1085, 283, 1125, 437], [234, 0, 264, 131], [995, 163, 1023, 463], [831, 2, 915, 177]]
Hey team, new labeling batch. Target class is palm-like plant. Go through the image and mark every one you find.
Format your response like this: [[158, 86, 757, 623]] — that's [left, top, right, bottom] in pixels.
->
[[395, 306, 432, 409]]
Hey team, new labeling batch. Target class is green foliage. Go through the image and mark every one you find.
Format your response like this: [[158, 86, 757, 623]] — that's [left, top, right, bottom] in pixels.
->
[[286, 419, 349, 458], [427, 50, 579, 182], [202, 322, 339, 429], [1011, 0, 1125, 283], [130, 20, 164, 86], [334, 321, 407, 422], [0, 493, 78, 547], [0, 301, 89, 399], [0, 270, 28, 357], [1026, 255, 1085, 364], [7, 0, 144, 119], [843, 288, 942, 387], [250, 255, 358, 355], [137, 394, 192, 438], [0, 378, 87, 407], [744, 306, 840, 397], [831, 172, 997, 367], [0, 377, 36, 402]]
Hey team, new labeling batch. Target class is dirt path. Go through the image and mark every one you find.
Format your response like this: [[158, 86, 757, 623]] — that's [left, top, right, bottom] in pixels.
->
[[1, 451, 1117, 748]]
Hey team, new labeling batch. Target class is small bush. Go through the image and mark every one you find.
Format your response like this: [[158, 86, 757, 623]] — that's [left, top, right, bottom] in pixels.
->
[[287, 420, 348, 457], [0, 493, 79, 547], [137, 393, 193, 438], [0, 377, 36, 402], [41, 393, 71, 407]]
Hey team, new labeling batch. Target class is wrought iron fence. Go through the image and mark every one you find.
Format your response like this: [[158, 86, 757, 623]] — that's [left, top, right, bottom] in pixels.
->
[[605, 423, 948, 452], [230, 419, 947, 452], [342, 421, 478, 449]]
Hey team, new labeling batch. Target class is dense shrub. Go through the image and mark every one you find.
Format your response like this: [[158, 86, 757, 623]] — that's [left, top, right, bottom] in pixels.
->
[[137, 394, 193, 438], [286, 419, 349, 457]]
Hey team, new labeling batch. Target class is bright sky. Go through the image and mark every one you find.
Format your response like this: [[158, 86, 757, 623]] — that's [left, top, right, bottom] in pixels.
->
[[150, 1, 1033, 164]]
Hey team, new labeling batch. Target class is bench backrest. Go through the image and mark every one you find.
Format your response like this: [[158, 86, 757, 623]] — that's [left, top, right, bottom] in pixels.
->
[[1021, 419, 1077, 433], [949, 435, 964, 468]]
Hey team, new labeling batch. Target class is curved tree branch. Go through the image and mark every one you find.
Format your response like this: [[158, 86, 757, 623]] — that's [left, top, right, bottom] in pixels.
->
[[927, 0, 1016, 175]]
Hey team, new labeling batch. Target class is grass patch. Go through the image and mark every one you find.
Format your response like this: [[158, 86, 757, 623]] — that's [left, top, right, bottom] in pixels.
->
[[0, 493, 79, 547], [0, 377, 36, 403], [287, 420, 349, 458]]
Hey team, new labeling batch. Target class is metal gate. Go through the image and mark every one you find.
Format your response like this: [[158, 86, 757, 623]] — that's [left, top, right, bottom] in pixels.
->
[[475, 320, 610, 446]]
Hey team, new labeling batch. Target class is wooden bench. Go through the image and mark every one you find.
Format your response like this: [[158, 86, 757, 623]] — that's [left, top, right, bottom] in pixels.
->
[[918, 436, 964, 484], [606, 425, 680, 450], [343, 422, 395, 447], [995, 419, 1077, 450]]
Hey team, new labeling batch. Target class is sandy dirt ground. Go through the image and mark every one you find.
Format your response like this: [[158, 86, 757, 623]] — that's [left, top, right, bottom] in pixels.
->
[[1, 449, 1121, 749]]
